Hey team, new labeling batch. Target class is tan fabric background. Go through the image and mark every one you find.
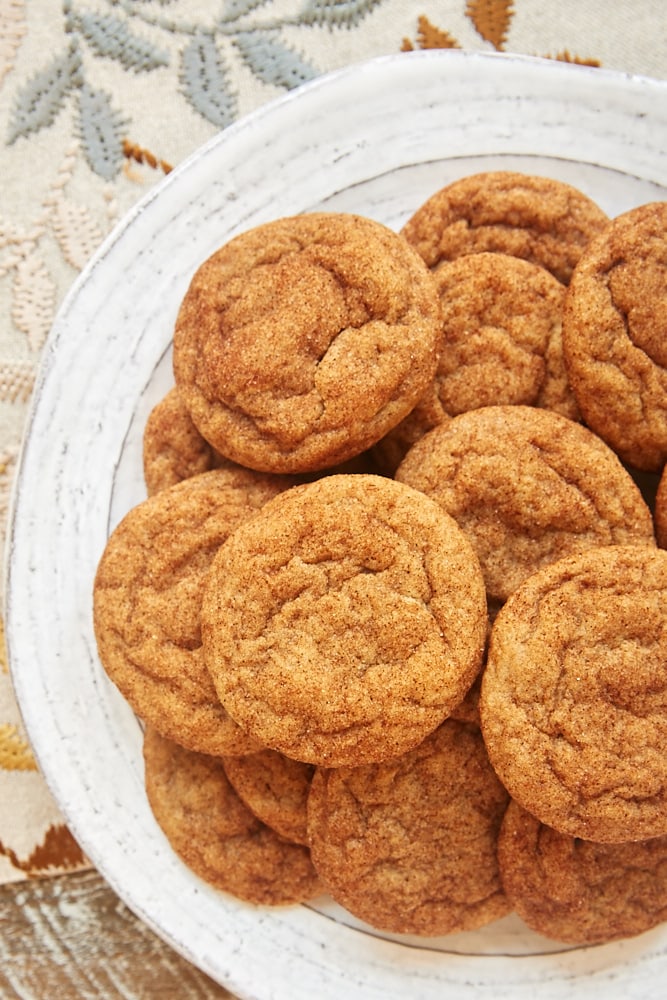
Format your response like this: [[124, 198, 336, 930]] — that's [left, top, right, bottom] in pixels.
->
[[1, 0, 666, 884]]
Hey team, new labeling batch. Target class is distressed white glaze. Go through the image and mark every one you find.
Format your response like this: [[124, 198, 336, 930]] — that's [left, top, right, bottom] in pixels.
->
[[5, 50, 667, 1000]]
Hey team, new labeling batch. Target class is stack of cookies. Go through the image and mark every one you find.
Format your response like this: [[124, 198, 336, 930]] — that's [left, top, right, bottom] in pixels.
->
[[93, 173, 667, 945]]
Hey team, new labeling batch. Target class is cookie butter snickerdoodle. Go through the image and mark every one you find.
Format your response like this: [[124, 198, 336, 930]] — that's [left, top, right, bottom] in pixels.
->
[[480, 545, 667, 844], [498, 799, 667, 945], [401, 170, 609, 285], [93, 467, 294, 757], [562, 201, 667, 471], [222, 749, 314, 846], [201, 474, 487, 767], [143, 727, 321, 905], [396, 405, 655, 605], [307, 718, 510, 936], [173, 212, 442, 474], [373, 250, 576, 472], [143, 386, 230, 496]]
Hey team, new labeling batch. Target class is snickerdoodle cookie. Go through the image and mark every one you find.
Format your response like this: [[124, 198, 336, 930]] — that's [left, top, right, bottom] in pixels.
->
[[143, 386, 227, 496], [202, 474, 487, 766], [306, 719, 510, 936], [427, 252, 575, 418], [173, 212, 442, 474], [654, 463, 667, 548], [480, 545, 667, 843], [562, 201, 667, 471], [223, 749, 314, 845], [402, 171, 608, 285], [373, 251, 576, 473], [93, 467, 293, 757], [498, 799, 667, 944], [396, 405, 655, 603], [143, 727, 321, 905]]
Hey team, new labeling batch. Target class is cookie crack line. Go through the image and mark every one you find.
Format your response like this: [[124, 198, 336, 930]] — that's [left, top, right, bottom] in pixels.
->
[[432, 436, 624, 528]]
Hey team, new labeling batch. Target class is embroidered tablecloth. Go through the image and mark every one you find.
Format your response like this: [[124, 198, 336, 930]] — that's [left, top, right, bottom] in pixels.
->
[[1, 0, 666, 884]]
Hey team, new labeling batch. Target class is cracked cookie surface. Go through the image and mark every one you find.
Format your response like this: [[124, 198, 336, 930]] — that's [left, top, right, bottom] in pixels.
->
[[143, 386, 230, 496], [562, 201, 667, 471], [172, 212, 441, 473], [480, 545, 667, 843], [306, 718, 510, 935], [222, 749, 314, 845], [395, 405, 655, 603], [428, 251, 575, 418], [143, 727, 321, 905], [401, 171, 608, 285], [373, 251, 576, 473], [201, 474, 487, 766], [498, 799, 667, 944], [93, 468, 293, 756]]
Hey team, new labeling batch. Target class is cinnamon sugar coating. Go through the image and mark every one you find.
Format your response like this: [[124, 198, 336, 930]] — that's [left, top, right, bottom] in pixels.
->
[[373, 250, 576, 472], [480, 545, 667, 843], [498, 799, 667, 944], [173, 212, 441, 473], [655, 463, 667, 548], [430, 252, 575, 418], [93, 468, 293, 756], [562, 201, 667, 471], [143, 386, 231, 496], [402, 171, 608, 285], [223, 749, 314, 845], [202, 474, 487, 766], [143, 727, 321, 905], [396, 405, 655, 603], [307, 719, 510, 935]]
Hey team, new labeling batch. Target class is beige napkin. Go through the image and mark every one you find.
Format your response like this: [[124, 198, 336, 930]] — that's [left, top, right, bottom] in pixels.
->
[[1, 0, 665, 883]]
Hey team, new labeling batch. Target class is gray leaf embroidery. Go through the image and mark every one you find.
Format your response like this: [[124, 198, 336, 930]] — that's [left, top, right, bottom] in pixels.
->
[[299, 0, 384, 28], [78, 83, 128, 180], [77, 12, 170, 72], [233, 31, 318, 89], [77, 13, 169, 73], [7, 45, 80, 143], [180, 31, 237, 128], [220, 0, 272, 21]]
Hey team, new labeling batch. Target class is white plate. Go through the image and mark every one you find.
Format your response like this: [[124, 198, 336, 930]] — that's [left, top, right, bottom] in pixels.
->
[[6, 49, 667, 1000]]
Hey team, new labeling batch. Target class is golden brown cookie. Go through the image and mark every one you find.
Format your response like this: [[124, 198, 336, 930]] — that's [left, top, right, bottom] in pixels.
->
[[480, 545, 667, 843], [202, 474, 487, 767], [562, 201, 667, 471], [172, 212, 442, 474], [306, 719, 510, 936], [223, 749, 314, 845], [655, 463, 667, 548], [143, 386, 227, 496], [449, 671, 482, 727], [143, 727, 321, 905], [431, 252, 575, 418], [373, 251, 576, 473], [402, 171, 609, 285], [498, 799, 667, 944], [93, 468, 293, 757], [371, 382, 450, 476], [395, 405, 656, 604]]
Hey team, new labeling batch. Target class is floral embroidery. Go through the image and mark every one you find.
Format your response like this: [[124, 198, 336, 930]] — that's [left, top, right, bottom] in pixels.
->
[[122, 139, 173, 176], [465, 0, 514, 51], [0, 0, 26, 85], [0, 143, 119, 391], [7, 0, 386, 181], [402, 2, 600, 65]]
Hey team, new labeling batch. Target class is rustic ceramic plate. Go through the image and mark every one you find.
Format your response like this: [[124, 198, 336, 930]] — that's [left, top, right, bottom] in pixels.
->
[[6, 50, 667, 1000]]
